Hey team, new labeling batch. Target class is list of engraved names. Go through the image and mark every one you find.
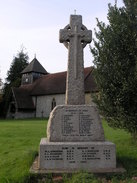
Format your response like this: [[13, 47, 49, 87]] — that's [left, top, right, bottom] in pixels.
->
[[62, 109, 94, 136], [44, 146, 112, 163]]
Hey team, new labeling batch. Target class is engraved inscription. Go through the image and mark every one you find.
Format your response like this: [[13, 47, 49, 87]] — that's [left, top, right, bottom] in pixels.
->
[[103, 149, 111, 160], [77, 146, 100, 163], [81, 149, 100, 160], [62, 114, 77, 135], [44, 150, 63, 160], [62, 147, 75, 163], [62, 109, 94, 137], [43, 146, 113, 165], [79, 110, 93, 136], [67, 149, 74, 160]]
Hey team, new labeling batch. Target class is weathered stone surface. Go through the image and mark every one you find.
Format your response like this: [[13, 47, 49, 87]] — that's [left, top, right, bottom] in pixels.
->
[[31, 157, 126, 173], [37, 14, 117, 173], [59, 15, 92, 105], [47, 105, 105, 142], [39, 138, 116, 170]]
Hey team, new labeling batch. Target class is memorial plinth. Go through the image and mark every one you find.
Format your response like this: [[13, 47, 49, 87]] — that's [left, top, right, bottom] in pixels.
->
[[39, 104, 116, 171], [38, 14, 117, 173], [39, 139, 116, 170]]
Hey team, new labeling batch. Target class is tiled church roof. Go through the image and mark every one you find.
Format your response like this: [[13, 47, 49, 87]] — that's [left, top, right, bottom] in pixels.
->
[[25, 66, 97, 96], [12, 67, 97, 109], [31, 71, 67, 95], [21, 58, 48, 74], [12, 87, 35, 109]]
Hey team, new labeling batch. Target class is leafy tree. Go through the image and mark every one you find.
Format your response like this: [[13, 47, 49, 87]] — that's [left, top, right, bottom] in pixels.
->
[[1, 48, 29, 117], [6, 49, 29, 84], [91, 0, 137, 137]]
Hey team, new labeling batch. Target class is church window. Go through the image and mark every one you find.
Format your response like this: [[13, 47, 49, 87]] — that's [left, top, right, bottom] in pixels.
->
[[51, 98, 56, 110], [25, 78, 29, 82]]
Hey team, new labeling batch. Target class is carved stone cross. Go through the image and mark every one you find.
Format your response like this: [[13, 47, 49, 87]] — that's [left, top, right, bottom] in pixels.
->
[[59, 15, 92, 105]]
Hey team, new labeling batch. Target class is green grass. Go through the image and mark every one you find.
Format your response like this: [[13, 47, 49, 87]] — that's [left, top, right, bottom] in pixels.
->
[[0, 119, 47, 183], [103, 121, 137, 178], [0, 119, 137, 183]]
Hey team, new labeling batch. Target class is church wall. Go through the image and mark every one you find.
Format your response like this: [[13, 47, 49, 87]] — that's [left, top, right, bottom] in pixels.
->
[[36, 94, 65, 118], [36, 93, 92, 118], [14, 111, 35, 119], [10, 93, 92, 119]]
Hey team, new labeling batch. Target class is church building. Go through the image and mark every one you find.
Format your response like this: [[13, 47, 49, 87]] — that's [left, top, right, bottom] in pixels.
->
[[7, 57, 97, 119]]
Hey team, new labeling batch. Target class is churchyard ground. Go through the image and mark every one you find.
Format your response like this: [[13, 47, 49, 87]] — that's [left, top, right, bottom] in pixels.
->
[[0, 119, 137, 183]]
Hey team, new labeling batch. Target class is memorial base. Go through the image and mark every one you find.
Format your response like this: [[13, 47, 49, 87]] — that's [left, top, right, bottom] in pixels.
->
[[30, 157, 126, 174], [39, 138, 116, 171]]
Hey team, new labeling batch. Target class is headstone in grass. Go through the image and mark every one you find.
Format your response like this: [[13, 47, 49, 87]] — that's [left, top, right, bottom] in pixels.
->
[[38, 14, 117, 173]]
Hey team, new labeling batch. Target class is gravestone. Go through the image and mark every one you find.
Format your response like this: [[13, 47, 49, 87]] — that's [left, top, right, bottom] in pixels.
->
[[38, 14, 116, 172]]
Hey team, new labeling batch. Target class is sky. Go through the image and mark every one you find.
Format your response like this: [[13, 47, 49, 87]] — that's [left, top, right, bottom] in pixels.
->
[[0, 0, 124, 82]]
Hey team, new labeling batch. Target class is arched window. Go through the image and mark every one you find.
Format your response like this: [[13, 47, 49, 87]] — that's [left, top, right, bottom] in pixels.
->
[[51, 98, 56, 110]]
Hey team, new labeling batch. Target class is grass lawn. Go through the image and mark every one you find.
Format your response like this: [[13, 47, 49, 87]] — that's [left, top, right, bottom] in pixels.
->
[[0, 119, 47, 183], [0, 119, 137, 183], [103, 121, 137, 178]]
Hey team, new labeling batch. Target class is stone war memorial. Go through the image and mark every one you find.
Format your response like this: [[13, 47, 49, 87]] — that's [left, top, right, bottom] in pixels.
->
[[31, 14, 124, 173]]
